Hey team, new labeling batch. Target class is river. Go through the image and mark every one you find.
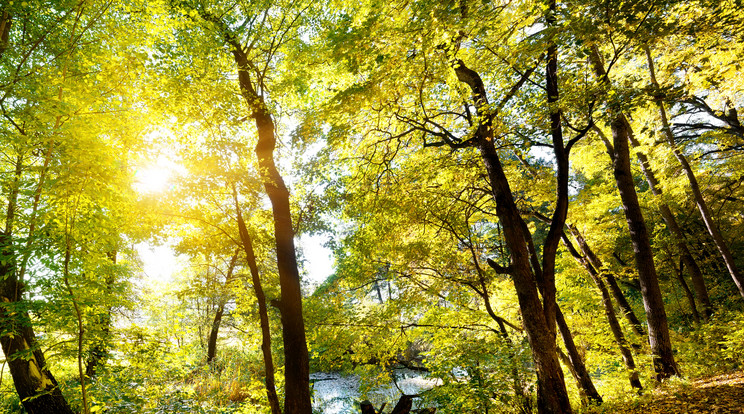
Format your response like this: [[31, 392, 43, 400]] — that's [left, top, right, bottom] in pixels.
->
[[310, 369, 440, 413]]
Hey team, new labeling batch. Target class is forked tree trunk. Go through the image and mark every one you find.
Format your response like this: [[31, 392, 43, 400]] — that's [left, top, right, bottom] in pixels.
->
[[449, 3, 577, 407], [234, 191, 282, 414], [454, 59, 573, 413], [644, 45, 744, 300], [242, 59, 309, 414]]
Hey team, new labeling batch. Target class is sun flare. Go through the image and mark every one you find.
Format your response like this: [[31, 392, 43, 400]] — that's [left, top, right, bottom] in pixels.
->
[[134, 155, 179, 193]]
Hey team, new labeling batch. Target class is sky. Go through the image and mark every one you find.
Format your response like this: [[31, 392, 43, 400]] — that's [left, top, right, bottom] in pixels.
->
[[137, 234, 335, 287], [133, 127, 336, 288]]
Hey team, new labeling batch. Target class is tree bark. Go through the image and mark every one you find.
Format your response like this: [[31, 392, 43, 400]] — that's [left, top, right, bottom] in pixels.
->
[[589, 47, 679, 380], [0, 307, 75, 414], [0, 11, 10, 59], [207, 304, 225, 365], [197, 8, 312, 411], [555, 307, 603, 404], [623, 129, 712, 318], [234, 191, 282, 414], [243, 58, 309, 414], [562, 231, 643, 391], [644, 45, 744, 300], [219, 30, 311, 414], [610, 114, 680, 380], [476, 273, 532, 413], [454, 59, 572, 413], [0, 158, 74, 414]]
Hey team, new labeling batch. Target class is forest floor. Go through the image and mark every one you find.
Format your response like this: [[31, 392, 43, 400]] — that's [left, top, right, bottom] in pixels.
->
[[588, 371, 744, 414]]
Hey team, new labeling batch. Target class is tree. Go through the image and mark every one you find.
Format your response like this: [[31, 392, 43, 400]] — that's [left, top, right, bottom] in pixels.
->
[[312, 0, 619, 410], [643, 44, 744, 300], [0, 0, 148, 410], [172, 3, 315, 410]]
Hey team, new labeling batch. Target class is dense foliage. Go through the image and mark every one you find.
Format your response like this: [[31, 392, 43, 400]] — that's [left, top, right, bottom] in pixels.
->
[[0, 0, 743, 413]]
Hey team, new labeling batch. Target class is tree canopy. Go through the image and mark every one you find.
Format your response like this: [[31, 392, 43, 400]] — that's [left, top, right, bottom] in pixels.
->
[[1, 0, 743, 413]]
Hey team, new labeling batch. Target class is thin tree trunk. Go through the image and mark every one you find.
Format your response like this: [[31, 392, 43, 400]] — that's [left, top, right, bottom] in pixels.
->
[[207, 251, 238, 365], [644, 45, 744, 299], [85, 250, 117, 378], [234, 190, 282, 414], [207, 304, 225, 365], [63, 240, 89, 414], [568, 224, 646, 338], [562, 231, 643, 391], [555, 307, 603, 404], [670, 256, 700, 324]]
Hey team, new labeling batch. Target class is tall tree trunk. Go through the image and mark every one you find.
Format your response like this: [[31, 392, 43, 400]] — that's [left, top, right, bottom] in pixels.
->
[[206, 251, 238, 365], [594, 125, 712, 319], [252, 113, 310, 413], [609, 114, 680, 380], [562, 231, 643, 391], [454, 59, 573, 413], [589, 47, 679, 380], [449, 1, 578, 407], [628, 135, 712, 318], [617, 128, 713, 318], [644, 45, 744, 300], [223, 36, 311, 414], [197, 8, 311, 411], [234, 191, 282, 414], [63, 240, 89, 414]]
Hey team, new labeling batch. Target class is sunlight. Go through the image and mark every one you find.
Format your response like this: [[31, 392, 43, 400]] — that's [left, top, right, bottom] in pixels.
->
[[133, 154, 181, 194]]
